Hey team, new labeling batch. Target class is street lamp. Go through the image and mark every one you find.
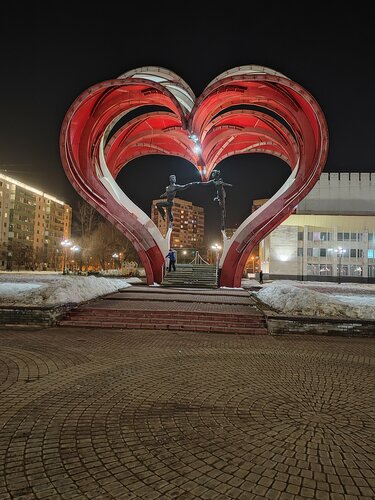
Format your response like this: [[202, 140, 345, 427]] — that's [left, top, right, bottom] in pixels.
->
[[335, 247, 346, 284], [251, 256, 255, 273], [61, 239, 72, 274], [70, 245, 80, 272], [211, 243, 222, 285], [112, 253, 119, 270]]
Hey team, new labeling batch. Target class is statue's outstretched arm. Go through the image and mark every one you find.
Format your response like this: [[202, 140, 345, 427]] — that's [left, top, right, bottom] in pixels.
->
[[222, 182, 233, 187], [160, 191, 167, 198], [197, 180, 214, 186], [176, 182, 200, 191]]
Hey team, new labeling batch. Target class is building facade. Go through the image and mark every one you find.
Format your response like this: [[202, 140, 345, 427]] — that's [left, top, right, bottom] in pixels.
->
[[151, 197, 204, 249], [0, 173, 72, 270], [259, 173, 375, 282]]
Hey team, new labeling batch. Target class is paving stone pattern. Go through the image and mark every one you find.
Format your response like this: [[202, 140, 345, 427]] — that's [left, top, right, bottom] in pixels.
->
[[0, 329, 374, 499]]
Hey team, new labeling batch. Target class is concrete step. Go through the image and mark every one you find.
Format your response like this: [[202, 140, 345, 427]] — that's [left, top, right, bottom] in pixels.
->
[[62, 312, 266, 323], [163, 265, 218, 289], [59, 319, 267, 335], [59, 308, 268, 335]]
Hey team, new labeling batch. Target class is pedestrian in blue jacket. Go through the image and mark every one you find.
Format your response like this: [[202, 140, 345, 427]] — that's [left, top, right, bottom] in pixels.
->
[[166, 249, 176, 271]]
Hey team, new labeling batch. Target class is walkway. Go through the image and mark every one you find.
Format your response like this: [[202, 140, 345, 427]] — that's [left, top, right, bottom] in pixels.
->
[[0, 329, 374, 499]]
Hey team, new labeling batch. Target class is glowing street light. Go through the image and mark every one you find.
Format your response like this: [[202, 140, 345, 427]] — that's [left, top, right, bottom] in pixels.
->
[[211, 243, 222, 285], [70, 245, 80, 272], [112, 253, 119, 270], [61, 239, 72, 274], [335, 247, 346, 284]]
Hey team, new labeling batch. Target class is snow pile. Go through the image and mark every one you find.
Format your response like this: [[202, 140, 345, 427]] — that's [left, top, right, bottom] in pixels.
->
[[256, 282, 375, 319], [0, 275, 142, 307]]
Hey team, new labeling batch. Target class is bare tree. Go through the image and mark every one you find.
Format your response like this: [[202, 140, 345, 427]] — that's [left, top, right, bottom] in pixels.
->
[[76, 200, 100, 239], [88, 221, 139, 270], [71, 201, 140, 270], [33, 246, 47, 270], [8, 241, 33, 271], [73, 200, 101, 268]]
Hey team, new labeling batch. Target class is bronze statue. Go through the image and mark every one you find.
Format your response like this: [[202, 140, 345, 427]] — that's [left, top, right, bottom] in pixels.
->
[[156, 175, 198, 226], [200, 170, 233, 230]]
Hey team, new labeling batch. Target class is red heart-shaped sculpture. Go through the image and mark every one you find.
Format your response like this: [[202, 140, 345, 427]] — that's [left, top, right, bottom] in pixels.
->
[[60, 66, 328, 287]]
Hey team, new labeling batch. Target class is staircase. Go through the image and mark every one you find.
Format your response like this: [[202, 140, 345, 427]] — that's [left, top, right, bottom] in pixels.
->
[[162, 264, 217, 288], [58, 287, 268, 335]]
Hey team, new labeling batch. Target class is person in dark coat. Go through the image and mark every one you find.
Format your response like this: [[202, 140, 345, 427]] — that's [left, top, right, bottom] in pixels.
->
[[259, 269, 264, 284], [166, 248, 176, 271]]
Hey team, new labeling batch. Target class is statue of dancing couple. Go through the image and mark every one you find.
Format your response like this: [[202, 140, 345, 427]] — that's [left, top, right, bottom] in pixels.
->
[[156, 170, 233, 230]]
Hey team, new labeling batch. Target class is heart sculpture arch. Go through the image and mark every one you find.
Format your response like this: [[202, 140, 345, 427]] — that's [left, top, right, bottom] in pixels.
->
[[60, 65, 328, 287]]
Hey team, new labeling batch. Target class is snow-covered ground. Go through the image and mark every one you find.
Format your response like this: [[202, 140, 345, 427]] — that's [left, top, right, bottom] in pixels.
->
[[0, 272, 142, 307], [2, 272, 375, 320], [253, 280, 375, 320]]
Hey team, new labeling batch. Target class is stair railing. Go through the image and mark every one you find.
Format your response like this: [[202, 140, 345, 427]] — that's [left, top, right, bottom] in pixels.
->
[[189, 251, 210, 265]]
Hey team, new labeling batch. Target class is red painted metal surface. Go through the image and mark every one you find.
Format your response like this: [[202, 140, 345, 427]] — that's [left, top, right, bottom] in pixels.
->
[[60, 66, 328, 286]]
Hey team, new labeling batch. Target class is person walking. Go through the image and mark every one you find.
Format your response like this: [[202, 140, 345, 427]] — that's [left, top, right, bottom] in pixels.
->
[[166, 248, 176, 272], [259, 269, 264, 284]]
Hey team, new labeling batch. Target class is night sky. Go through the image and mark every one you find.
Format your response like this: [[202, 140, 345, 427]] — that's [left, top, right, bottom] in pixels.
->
[[1, 7, 373, 243]]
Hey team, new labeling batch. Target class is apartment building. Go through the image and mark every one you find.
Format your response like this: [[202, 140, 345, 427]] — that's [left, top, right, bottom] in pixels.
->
[[0, 173, 72, 270], [151, 197, 204, 249]]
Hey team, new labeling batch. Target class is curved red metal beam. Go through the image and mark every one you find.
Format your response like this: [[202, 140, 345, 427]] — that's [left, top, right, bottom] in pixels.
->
[[189, 74, 327, 287], [60, 78, 188, 284]]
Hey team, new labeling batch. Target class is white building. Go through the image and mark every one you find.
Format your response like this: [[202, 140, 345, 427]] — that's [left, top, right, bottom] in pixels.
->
[[261, 173, 375, 282]]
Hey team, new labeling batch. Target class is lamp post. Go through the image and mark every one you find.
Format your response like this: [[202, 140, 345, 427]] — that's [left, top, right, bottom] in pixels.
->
[[61, 239, 72, 274], [211, 243, 222, 285], [112, 253, 119, 270], [55, 249, 59, 272], [251, 256, 255, 273], [182, 250, 187, 264], [335, 247, 346, 284], [70, 245, 80, 272]]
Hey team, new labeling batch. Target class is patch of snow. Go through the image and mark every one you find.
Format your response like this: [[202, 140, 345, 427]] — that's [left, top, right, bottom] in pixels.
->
[[0, 283, 44, 295], [331, 294, 375, 308], [0, 274, 134, 307], [125, 277, 143, 284], [256, 282, 375, 319]]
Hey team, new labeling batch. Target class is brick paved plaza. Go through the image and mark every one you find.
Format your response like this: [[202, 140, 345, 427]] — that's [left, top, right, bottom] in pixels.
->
[[0, 328, 374, 499]]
